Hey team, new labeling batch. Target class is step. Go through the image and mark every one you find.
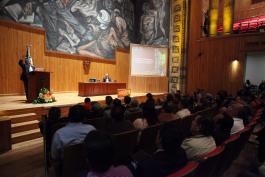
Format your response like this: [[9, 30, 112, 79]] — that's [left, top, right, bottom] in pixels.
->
[[12, 129, 42, 144], [11, 120, 39, 134], [12, 137, 43, 150], [9, 113, 40, 124]]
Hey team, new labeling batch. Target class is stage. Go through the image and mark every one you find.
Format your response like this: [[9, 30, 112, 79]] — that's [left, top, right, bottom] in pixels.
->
[[0, 92, 167, 112]]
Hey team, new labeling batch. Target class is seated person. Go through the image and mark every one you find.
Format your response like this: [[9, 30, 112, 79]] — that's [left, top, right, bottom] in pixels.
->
[[83, 97, 92, 111], [124, 99, 143, 122], [181, 115, 216, 160], [84, 130, 134, 177], [103, 96, 113, 120], [106, 104, 134, 134], [212, 112, 234, 145], [142, 101, 158, 125], [103, 73, 112, 82], [51, 105, 95, 161], [136, 124, 188, 177], [158, 102, 178, 123], [176, 98, 191, 119], [226, 103, 245, 134]]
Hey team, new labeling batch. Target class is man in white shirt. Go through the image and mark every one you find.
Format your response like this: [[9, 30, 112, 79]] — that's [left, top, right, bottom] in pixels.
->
[[51, 105, 95, 161]]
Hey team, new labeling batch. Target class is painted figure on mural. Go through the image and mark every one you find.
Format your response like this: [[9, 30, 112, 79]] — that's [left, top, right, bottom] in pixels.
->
[[139, 0, 169, 45], [0, 0, 134, 59]]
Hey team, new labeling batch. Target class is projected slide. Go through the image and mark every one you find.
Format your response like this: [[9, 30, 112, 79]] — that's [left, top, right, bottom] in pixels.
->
[[130, 44, 168, 76]]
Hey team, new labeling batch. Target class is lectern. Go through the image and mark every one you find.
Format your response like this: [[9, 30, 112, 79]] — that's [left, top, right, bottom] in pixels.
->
[[27, 71, 50, 102]]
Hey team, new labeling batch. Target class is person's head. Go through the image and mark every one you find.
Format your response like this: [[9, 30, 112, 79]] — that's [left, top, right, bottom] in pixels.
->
[[179, 97, 190, 109], [130, 99, 139, 108], [111, 105, 125, 121], [105, 96, 113, 106], [113, 98, 122, 106], [68, 104, 86, 123], [191, 115, 213, 136], [166, 93, 174, 102], [124, 96, 131, 105], [146, 93, 153, 100], [84, 97, 91, 104], [84, 130, 114, 173], [91, 101, 102, 113], [48, 107, 61, 121], [162, 101, 174, 113], [214, 112, 234, 133], [160, 124, 185, 153]]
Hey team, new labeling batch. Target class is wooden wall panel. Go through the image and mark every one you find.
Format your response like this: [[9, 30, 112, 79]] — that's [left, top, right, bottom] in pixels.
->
[[0, 20, 129, 95], [187, 0, 265, 95], [128, 76, 168, 93], [234, 0, 265, 21]]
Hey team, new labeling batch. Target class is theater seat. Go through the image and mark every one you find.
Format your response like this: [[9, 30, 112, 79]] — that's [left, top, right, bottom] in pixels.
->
[[193, 146, 225, 177], [112, 129, 139, 165], [138, 123, 161, 154], [167, 161, 199, 177]]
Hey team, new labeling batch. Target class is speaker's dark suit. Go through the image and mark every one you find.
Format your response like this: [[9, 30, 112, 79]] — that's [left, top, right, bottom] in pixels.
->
[[18, 60, 35, 99]]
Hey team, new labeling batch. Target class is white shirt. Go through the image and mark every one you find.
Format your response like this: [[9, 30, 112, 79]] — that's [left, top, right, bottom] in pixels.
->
[[181, 135, 216, 160], [231, 117, 244, 134], [176, 108, 191, 119], [51, 122, 95, 160]]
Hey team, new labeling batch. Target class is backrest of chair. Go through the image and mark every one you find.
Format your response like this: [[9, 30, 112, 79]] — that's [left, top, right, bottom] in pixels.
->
[[194, 146, 225, 177], [62, 143, 87, 177], [215, 134, 240, 177], [126, 111, 143, 122], [180, 115, 194, 137], [112, 129, 139, 165], [83, 117, 106, 130], [138, 124, 161, 154], [167, 161, 199, 177]]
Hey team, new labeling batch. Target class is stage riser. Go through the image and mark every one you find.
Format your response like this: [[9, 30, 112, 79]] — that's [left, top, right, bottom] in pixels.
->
[[12, 123, 39, 134], [12, 132, 42, 144], [11, 115, 40, 124]]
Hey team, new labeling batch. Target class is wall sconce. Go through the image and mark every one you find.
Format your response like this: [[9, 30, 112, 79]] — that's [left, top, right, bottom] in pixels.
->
[[83, 60, 91, 74]]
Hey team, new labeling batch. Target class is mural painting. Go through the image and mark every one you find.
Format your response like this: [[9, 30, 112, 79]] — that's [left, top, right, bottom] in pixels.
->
[[137, 0, 170, 46], [0, 0, 134, 59]]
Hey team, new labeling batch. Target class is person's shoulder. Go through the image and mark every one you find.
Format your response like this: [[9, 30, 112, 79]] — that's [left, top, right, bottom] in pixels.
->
[[111, 165, 134, 177]]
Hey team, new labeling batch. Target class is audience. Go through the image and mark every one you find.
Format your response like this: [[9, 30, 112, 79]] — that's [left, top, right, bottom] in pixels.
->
[[136, 124, 187, 177], [181, 115, 216, 160], [84, 130, 134, 177], [43, 86, 263, 177], [51, 105, 95, 161]]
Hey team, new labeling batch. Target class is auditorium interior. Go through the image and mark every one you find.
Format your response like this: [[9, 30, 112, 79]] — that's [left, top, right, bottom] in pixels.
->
[[1, 0, 265, 177]]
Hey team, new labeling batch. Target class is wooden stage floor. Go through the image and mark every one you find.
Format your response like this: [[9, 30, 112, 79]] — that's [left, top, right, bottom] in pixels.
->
[[0, 92, 166, 112]]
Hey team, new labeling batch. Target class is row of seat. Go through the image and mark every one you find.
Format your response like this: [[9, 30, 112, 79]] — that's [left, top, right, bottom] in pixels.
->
[[167, 109, 263, 177], [58, 106, 218, 177]]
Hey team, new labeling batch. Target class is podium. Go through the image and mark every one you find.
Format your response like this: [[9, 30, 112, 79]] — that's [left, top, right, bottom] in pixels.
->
[[27, 71, 50, 102]]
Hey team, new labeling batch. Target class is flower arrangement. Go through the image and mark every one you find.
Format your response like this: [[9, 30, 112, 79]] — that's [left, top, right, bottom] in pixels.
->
[[33, 88, 56, 104]]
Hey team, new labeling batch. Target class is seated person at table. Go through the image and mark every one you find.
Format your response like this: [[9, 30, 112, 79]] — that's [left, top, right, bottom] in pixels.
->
[[181, 115, 216, 160], [84, 130, 134, 177], [103, 73, 112, 82]]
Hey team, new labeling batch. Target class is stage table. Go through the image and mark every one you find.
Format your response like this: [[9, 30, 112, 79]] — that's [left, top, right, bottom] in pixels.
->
[[78, 82, 127, 96]]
